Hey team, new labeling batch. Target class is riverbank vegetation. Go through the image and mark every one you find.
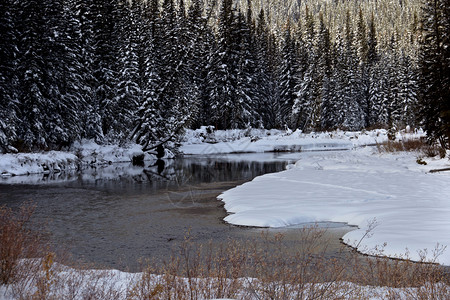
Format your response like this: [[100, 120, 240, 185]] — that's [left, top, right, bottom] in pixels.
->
[[376, 136, 447, 158], [0, 0, 449, 154], [1, 203, 449, 299]]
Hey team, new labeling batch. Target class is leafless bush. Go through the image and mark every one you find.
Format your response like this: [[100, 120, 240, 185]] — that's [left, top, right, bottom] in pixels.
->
[[348, 242, 449, 300], [127, 225, 449, 299], [0, 203, 46, 285], [377, 137, 446, 159], [10, 256, 129, 300], [127, 226, 361, 299]]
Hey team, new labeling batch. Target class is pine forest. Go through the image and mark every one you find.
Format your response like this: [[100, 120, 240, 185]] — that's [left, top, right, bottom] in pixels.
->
[[0, 0, 449, 153]]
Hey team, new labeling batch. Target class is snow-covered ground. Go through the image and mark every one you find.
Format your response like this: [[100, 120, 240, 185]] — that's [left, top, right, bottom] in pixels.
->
[[180, 127, 423, 154], [0, 140, 155, 178], [219, 147, 450, 264], [0, 127, 425, 177], [0, 261, 447, 300], [182, 127, 450, 265]]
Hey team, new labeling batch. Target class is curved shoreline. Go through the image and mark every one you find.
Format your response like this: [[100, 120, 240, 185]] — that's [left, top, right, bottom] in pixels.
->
[[217, 148, 450, 265]]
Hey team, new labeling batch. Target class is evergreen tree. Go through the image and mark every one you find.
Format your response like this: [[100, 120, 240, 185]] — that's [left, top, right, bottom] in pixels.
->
[[209, 0, 249, 129], [254, 8, 278, 128], [15, 0, 66, 150], [419, 0, 450, 148], [233, 10, 258, 127], [68, 0, 103, 141], [292, 7, 319, 131], [0, 0, 19, 152], [115, 0, 142, 141], [385, 36, 403, 128], [316, 13, 334, 130], [398, 51, 419, 127], [279, 23, 299, 128], [90, 0, 121, 138], [340, 10, 364, 130], [188, 0, 215, 127]]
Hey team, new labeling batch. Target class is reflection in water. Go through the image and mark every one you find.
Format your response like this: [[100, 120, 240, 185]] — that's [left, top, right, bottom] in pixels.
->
[[156, 159, 165, 174], [0, 154, 303, 271], [0, 154, 295, 188]]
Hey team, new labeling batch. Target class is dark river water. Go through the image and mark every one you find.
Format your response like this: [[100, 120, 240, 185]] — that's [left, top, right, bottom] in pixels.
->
[[0, 153, 353, 271]]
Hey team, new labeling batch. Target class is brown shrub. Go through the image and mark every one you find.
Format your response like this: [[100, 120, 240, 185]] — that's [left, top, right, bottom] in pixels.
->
[[377, 138, 445, 158], [0, 203, 46, 285]]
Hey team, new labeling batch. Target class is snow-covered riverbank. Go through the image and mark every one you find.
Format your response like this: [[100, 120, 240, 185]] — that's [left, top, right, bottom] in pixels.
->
[[219, 147, 450, 264], [180, 127, 422, 154], [181, 128, 450, 265], [0, 128, 425, 177], [0, 141, 152, 177]]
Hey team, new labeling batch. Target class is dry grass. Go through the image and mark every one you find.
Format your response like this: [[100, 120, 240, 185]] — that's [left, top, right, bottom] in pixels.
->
[[127, 229, 449, 299], [0, 203, 46, 285], [1, 204, 449, 299], [376, 138, 446, 159], [128, 229, 353, 299]]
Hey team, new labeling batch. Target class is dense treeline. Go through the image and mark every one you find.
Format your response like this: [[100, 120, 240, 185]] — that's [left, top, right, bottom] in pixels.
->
[[0, 0, 448, 153]]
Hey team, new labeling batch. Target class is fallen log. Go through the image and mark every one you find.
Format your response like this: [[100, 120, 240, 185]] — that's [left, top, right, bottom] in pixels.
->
[[429, 167, 450, 173]]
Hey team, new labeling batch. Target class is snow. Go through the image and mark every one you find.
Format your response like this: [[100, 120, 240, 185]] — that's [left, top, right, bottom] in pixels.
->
[[0, 261, 447, 299], [0, 140, 156, 178], [180, 127, 425, 155], [218, 147, 450, 265], [71, 140, 150, 165], [0, 151, 78, 178]]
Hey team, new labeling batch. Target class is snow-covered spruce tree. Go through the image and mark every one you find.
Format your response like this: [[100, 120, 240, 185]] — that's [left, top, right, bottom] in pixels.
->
[[207, 0, 230, 130], [418, 0, 450, 148], [158, 0, 178, 116], [329, 32, 347, 128], [355, 7, 371, 129], [67, 0, 103, 142], [233, 10, 258, 128], [340, 10, 364, 130], [292, 7, 320, 132], [369, 54, 390, 127], [14, 0, 70, 151], [364, 12, 379, 128], [279, 22, 300, 129], [312, 12, 332, 131], [42, 0, 90, 149], [316, 13, 334, 131], [377, 36, 402, 128], [398, 51, 419, 127], [114, 0, 142, 142], [130, 0, 197, 151], [128, 0, 165, 151], [90, 0, 121, 139], [187, 0, 215, 128], [0, 0, 19, 152], [158, 0, 197, 138], [208, 0, 247, 129], [254, 8, 279, 129]]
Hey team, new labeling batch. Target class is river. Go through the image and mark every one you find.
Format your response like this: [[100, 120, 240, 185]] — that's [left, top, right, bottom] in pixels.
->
[[0, 153, 353, 271]]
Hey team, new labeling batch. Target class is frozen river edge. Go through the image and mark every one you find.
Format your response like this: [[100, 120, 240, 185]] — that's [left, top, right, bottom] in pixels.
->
[[182, 128, 450, 265]]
